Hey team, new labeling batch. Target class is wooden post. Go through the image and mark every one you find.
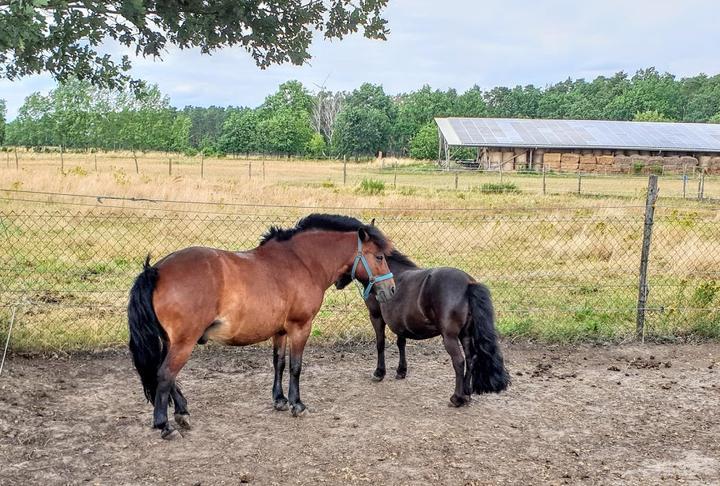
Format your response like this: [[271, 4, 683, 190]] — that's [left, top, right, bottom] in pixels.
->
[[577, 172, 582, 195], [6, 151, 9, 168], [542, 165, 547, 195], [132, 150, 139, 174], [60, 145, 64, 172], [698, 172, 705, 201], [454, 171, 459, 190], [343, 156, 347, 186], [248, 161, 252, 180], [393, 161, 398, 188], [201, 154, 205, 179], [94, 153, 98, 172], [168, 157, 172, 176], [499, 162, 504, 184], [636, 175, 659, 341], [262, 161, 266, 181], [14, 147, 18, 169], [682, 165, 687, 199]]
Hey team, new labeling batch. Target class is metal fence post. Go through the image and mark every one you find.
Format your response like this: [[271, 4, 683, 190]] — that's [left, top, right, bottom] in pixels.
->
[[698, 172, 705, 201], [542, 165, 547, 195], [577, 172, 582, 195], [454, 171, 459, 190], [636, 175, 659, 341], [682, 164, 687, 199], [343, 156, 347, 185]]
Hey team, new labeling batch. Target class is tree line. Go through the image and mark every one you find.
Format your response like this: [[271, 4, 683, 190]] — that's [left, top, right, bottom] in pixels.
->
[[4, 68, 720, 160]]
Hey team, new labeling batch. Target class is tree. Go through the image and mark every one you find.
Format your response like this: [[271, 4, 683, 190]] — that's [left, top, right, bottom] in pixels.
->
[[0, 98, 5, 145], [633, 110, 672, 122], [257, 109, 313, 155], [409, 123, 438, 160], [0, 1, 389, 90], [219, 109, 259, 155], [305, 132, 327, 158], [311, 89, 344, 144], [393, 85, 457, 154], [332, 106, 389, 157]]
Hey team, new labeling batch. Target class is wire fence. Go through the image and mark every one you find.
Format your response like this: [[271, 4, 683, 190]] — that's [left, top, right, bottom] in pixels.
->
[[1, 188, 719, 351]]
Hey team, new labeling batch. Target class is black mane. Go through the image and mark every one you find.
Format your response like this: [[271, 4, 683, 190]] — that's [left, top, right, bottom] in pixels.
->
[[260, 213, 391, 250], [387, 249, 419, 269]]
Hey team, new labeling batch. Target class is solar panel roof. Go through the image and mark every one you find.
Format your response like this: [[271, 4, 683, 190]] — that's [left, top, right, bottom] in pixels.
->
[[435, 117, 720, 153]]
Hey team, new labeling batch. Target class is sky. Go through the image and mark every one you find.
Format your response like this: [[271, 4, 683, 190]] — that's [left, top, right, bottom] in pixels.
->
[[2, 0, 720, 119]]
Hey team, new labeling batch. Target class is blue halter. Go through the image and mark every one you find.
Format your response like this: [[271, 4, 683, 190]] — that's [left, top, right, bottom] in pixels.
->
[[350, 235, 394, 300]]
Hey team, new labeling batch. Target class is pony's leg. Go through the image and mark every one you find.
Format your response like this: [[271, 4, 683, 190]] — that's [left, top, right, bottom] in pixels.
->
[[396, 335, 407, 379], [461, 335, 474, 398], [272, 333, 289, 411], [154, 341, 194, 439], [171, 384, 191, 429], [287, 322, 311, 417], [371, 316, 386, 381], [442, 333, 470, 407]]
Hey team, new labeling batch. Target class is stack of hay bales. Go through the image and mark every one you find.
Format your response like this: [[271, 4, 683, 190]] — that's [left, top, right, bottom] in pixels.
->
[[579, 155, 597, 173], [560, 153, 580, 172], [543, 152, 562, 171]]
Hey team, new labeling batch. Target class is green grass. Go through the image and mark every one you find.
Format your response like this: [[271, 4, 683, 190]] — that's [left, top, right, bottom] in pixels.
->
[[476, 182, 520, 194], [356, 177, 386, 195]]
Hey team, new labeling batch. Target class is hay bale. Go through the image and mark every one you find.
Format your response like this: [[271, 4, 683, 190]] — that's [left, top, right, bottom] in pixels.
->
[[613, 155, 634, 174], [597, 155, 615, 166], [679, 156, 699, 171], [708, 157, 720, 175], [560, 153, 580, 172], [543, 153, 561, 170], [579, 155, 597, 172]]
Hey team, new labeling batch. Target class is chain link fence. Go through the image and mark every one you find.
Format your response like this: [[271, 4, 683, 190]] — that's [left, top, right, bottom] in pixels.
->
[[1, 194, 719, 351]]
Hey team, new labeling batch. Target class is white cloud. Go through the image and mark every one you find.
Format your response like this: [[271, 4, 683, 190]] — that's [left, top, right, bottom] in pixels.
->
[[2, 0, 720, 119]]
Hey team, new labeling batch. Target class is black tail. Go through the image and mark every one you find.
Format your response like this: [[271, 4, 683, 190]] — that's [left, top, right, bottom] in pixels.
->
[[128, 255, 167, 404], [467, 283, 510, 394]]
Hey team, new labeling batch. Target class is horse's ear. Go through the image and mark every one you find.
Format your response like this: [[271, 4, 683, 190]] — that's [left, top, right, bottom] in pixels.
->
[[370, 218, 376, 227], [358, 228, 370, 242]]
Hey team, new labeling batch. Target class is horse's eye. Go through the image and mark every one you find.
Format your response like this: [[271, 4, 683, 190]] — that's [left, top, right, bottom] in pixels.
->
[[375, 255, 384, 261]]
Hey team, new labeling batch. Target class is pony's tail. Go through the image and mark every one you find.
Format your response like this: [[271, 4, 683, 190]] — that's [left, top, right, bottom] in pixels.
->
[[466, 283, 510, 394], [128, 255, 167, 404]]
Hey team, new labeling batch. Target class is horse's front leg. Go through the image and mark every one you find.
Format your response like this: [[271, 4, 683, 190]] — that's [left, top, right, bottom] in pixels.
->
[[396, 335, 407, 379], [272, 333, 289, 411], [370, 315, 386, 381], [287, 321, 312, 417]]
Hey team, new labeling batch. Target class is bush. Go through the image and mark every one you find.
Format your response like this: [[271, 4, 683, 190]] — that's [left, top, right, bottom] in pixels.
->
[[409, 123, 438, 160], [476, 182, 520, 194], [357, 178, 385, 195]]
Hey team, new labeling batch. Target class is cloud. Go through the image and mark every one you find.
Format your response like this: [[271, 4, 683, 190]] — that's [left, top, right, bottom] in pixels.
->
[[2, 0, 720, 119]]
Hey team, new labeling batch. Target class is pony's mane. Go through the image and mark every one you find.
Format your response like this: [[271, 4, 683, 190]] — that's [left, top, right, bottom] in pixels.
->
[[387, 249, 419, 269], [260, 213, 391, 250]]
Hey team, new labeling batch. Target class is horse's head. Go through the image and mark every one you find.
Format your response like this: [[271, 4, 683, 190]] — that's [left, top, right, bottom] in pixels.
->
[[336, 220, 396, 303]]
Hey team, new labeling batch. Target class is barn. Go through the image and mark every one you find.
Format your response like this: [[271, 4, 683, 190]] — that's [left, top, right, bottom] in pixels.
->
[[434, 117, 720, 174]]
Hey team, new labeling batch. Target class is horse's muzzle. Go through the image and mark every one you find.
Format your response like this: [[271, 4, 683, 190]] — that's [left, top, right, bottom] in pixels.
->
[[374, 282, 396, 303]]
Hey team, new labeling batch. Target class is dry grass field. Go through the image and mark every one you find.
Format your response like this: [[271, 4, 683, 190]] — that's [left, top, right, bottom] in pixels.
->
[[1, 149, 719, 350]]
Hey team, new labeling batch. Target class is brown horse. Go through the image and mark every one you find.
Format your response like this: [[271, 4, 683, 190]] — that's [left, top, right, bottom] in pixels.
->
[[128, 214, 396, 439]]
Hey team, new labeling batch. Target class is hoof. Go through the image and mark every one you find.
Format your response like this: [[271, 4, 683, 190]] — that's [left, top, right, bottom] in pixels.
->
[[174, 413, 191, 430], [273, 398, 289, 411], [371, 371, 385, 382], [290, 403, 308, 417], [395, 371, 407, 380], [449, 394, 470, 408], [161, 425, 182, 440]]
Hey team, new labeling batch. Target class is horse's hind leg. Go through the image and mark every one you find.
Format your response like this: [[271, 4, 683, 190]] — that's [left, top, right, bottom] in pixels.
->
[[171, 384, 191, 429], [153, 341, 194, 439], [442, 333, 470, 407], [461, 334, 474, 397], [272, 333, 289, 411]]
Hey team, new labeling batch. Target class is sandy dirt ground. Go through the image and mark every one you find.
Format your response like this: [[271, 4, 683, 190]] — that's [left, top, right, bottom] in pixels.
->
[[1, 342, 719, 485]]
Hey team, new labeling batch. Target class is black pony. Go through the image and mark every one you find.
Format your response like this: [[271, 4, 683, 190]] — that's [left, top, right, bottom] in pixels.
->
[[337, 243, 510, 406]]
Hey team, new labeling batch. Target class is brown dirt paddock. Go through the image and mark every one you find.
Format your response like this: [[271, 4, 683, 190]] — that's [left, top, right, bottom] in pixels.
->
[[1, 342, 718, 485]]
